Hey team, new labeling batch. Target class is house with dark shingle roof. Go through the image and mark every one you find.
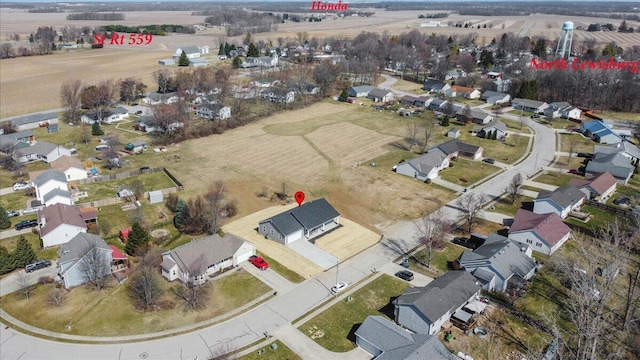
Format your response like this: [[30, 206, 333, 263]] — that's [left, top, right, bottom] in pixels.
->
[[400, 95, 419, 106], [481, 91, 510, 105], [481, 120, 507, 139], [367, 88, 395, 103], [42, 188, 72, 207], [585, 152, 634, 185], [40, 203, 88, 248], [0, 130, 35, 150], [568, 172, 618, 201], [347, 85, 374, 97], [10, 112, 59, 131], [394, 151, 449, 181], [533, 185, 586, 219], [14, 141, 72, 164], [508, 209, 572, 255], [57, 233, 112, 289], [457, 233, 536, 291], [423, 79, 450, 93], [594, 142, 640, 166], [258, 198, 340, 246], [161, 233, 256, 284], [431, 139, 484, 160], [511, 98, 549, 113], [394, 271, 481, 335], [355, 316, 454, 360]]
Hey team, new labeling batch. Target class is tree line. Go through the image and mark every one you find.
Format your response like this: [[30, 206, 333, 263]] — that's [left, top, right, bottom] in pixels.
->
[[67, 12, 125, 21]]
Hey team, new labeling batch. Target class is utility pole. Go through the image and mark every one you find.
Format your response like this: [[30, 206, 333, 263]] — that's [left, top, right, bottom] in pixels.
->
[[335, 259, 339, 287]]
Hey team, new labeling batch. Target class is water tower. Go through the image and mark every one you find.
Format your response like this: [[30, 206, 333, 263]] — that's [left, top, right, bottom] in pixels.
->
[[555, 21, 574, 59]]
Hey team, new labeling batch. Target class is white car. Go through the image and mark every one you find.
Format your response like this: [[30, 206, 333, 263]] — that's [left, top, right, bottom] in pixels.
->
[[22, 208, 39, 215], [331, 282, 349, 294], [13, 182, 30, 191]]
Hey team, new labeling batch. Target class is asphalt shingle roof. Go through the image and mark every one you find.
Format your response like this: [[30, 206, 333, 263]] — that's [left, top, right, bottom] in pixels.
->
[[368, 88, 392, 99], [43, 188, 71, 204], [535, 185, 586, 209], [165, 233, 247, 273], [40, 204, 87, 237], [260, 198, 340, 236], [585, 153, 634, 181], [11, 112, 58, 126], [58, 233, 110, 269], [509, 209, 571, 247], [433, 140, 481, 156], [34, 169, 67, 188], [568, 172, 617, 196]]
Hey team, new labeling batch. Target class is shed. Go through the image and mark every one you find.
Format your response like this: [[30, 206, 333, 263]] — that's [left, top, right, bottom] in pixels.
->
[[119, 227, 131, 243], [47, 124, 59, 133], [447, 128, 460, 139], [148, 190, 163, 204]]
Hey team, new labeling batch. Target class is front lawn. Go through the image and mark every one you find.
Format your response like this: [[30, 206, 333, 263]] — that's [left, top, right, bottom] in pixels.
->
[[238, 340, 301, 360], [0, 232, 58, 261], [298, 274, 408, 352], [258, 252, 305, 284], [490, 196, 533, 217], [533, 171, 579, 187], [412, 242, 467, 273], [559, 134, 594, 153], [439, 159, 499, 186], [0, 269, 271, 336]]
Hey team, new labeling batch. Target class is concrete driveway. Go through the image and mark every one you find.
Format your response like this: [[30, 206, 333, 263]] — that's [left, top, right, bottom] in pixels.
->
[[0, 262, 57, 297], [240, 262, 296, 294], [289, 239, 339, 269], [0, 226, 35, 240]]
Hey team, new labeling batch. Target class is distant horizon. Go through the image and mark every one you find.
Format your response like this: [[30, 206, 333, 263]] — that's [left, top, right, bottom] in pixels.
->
[[2, 0, 638, 3]]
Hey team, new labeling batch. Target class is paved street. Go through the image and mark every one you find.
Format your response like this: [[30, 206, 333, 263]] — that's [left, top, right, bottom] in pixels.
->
[[0, 77, 558, 360], [0, 263, 57, 297]]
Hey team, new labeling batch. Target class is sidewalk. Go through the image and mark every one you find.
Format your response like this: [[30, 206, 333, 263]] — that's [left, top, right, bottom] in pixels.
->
[[430, 177, 465, 193], [523, 180, 558, 191]]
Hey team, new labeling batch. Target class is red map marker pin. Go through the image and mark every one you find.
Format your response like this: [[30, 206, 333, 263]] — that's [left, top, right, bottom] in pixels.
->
[[294, 191, 305, 206]]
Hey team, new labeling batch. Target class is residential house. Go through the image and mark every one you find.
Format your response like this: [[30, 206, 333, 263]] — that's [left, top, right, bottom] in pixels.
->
[[481, 91, 510, 105], [562, 107, 582, 119], [395, 151, 449, 181], [50, 155, 87, 181], [400, 95, 419, 106], [161, 233, 256, 284], [580, 120, 622, 144], [511, 98, 549, 113], [431, 139, 484, 160], [347, 85, 374, 97], [481, 120, 507, 139], [594, 142, 640, 166], [457, 233, 536, 292], [196, 104, 232, 120], [467, 109, 493, 125], [11, 112, 59, 131], [543, 102, 572, 119], [241, 55, 279, 68], [300, 84, 320, 95], [533, 186, 586, 219], [134, 116, 158, 133], [258, 198, 340, 246], [394, 271, 481, 335], [355, 316, 453, 360], [34, 169, 68, 203], [124, 140, 147, 154], [0, 130, 35, 149], [142, 92, 179, 105], [43, 188, 72, 207], [422, 80, 450, 93], [585, 152, 634, 185], [264, 88, 295, 103], [445, 85, 480, 99], [40, 203, 88, 248], [14, 142, 72, 164], [80, 107, 129, 124], [445, 69, 466, 80], [368, 89, 395, 103], [57, 233, 113, 289], [568, 172, 618, 201], [508, 209, 572, 255], [428, 99, 450, 112], [173, 46, 204, 59], [414, 96, 432, 108]]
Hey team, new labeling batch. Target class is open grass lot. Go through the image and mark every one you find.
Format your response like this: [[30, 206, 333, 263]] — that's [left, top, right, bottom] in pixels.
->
[[533, 171, 580, 187], [314, 218, 381, 261], [0, 269, 270, 336], [77, 171, 176, 203], [386, 77, 425, 93], [491, 195, 534, 217], [412, 242, 467, 273], [238, 340, 301, 360], [0, 190, 33, 214], [298, 274, 409, 352], [439, 158, 499, 186], [500, 118, 533, 134], [559, 133, 595, 154], [542, 118, 581, 130]]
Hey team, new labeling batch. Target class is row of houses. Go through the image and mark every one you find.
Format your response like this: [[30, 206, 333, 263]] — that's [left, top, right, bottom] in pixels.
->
[[394, 139, 483, 181]]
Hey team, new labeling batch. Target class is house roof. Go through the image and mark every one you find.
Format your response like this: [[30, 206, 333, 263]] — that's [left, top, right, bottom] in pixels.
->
[[34, 169, 67, 188], [535, 185, 586, 209], [58, 233, 111, 275], [368, 88, 392, 99], [450, 85, 476, 94], [177, 46, 201, 55], [432, 139, 481, 156], [378, 336, 453, 360], [395, 271, 480, 324], [259, 198, 340, 235], [163, 233, 249, 274], [40, 203, 87, 237], [481, 91, 508, 100], [594, 142, 640, 160], [509, 209, 571, 247], [349, 85, 374, 93], [458, 233, 536, 281], [109, 245, 127, 260], [0, 130, 34, 146], [568, 172, 617, 196], [50, 155, 85, 172], [512, 98, 547, 109], [404, 152, 447, 174], [483, 120, 507, 132], [470, 109, 491, 120], [423, 79, 446, 90], [430, 99, 448, 107], [401, 95, 419, 102], [16, 141, 61, 157], [586, 153, 634, 180], [43, 188, 71, 204], [11, 112, 58, 126], [549, 101, 571, 109]]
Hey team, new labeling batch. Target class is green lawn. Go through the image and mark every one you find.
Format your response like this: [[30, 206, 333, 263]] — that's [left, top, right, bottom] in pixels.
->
[[554, 156, 588, 170], [369, 148, 417, 170], [565, 205, 620, 231], [298, 274, 409, 352], [498, 117, 532, 134], [258, 252, 305, 284], [490, 196, 533, 217], [237, 341, 301, 360], [0, 232, 58, 261], [77, 171, 177, 203], [412, 243, 466, 273], [0, 270, 271, 336], [533, 171, 580, 187], [542, 118, 579, 129], [559, 134, 594, 153], [439, 158, 499, 186]]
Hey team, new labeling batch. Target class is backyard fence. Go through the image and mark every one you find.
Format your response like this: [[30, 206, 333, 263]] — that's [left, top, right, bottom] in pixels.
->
[[585, 199, 633, 216]]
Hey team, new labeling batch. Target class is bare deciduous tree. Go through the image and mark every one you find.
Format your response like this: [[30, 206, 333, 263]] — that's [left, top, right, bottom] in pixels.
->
[[128, 265, 163, 310], [47, 285, 66, 307], [15, 272, 34, 300], [172, 255, 209, 311], [78, 240, 112, 291], [505, 173, 523, 204], [422, 119, 436, 153], [60, 79, 83, 123], [406, 121, 421, 152], [455, 192, 487, 234], [415, 209, 451, 267], [205, 180, 227, 235]]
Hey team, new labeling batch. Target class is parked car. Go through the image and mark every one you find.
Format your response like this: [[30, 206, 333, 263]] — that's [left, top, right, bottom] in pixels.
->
[[12, 182, 30, 191], [531, 114, 541, 119], [395, 270, 414, 281], [331, 282, 349, 294], [15, 219, 39, 230], [568, 169, 582, 175], [6, 210, 20, 218], [25, 260, 52, 273], [482, 158, 495, 164], [22, 208, 39, 215], [135, 110, 143, 115], [249, 255, 269, 270]]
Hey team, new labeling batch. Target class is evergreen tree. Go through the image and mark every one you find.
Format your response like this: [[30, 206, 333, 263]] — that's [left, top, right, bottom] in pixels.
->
[[492, 130, 498, 140], [12, 237, 37, 268], [178, 50, 190, 66], [173, 200, 187, 230], [479, 49, 494, 68], [441, 115, 450, 127], [232, 56, 242, 69], [29, 33, 34, 43], [517, 80, 538, 100], [91, 121, 104, 136], [247, 43, 259, 57], [0, 245, 15, 275], [224, 42, 231, 56], [338, 88, 349, 102], [125, 222, 149, 256], [532, 38, 547, 58], [0, 204, 10, 229], [218, 44, 224, 55]]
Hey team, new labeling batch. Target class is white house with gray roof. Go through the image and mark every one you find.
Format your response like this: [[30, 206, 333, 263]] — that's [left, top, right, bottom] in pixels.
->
[[481, 120, 508, 139], [481, 91, 510, 105], [533, 186, 586, 219], [347, 85, 374, 97], [457, 233, 536, 292], [0, 130, 35, 149], [394, 152, 449, 181], [40, 204, 88, 248], [57, 233, 112, 289], [258, 198, 340, 246], [43, 188, 72, 207], [10, 112, 58, 131], [594, 142, 640, 166], [34, 169, 68, 203], [511, 98, 549, 113], [173, 46, 205, 59], [161, 233, 256, 284], [367, 88, 395, 103], [394, 271, 481, 335], [14, 141, 71, 164], [355, 316, 453, 360], [585, 152, 635, 185]]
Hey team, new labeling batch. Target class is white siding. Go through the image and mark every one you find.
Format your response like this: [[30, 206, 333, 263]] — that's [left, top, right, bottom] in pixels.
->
[[508, 231, 553, 255], [37, 180, 67, 201], [533, 200, 565, 218], [64, 168, 88, 181], [42, 224, 86, 248]]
